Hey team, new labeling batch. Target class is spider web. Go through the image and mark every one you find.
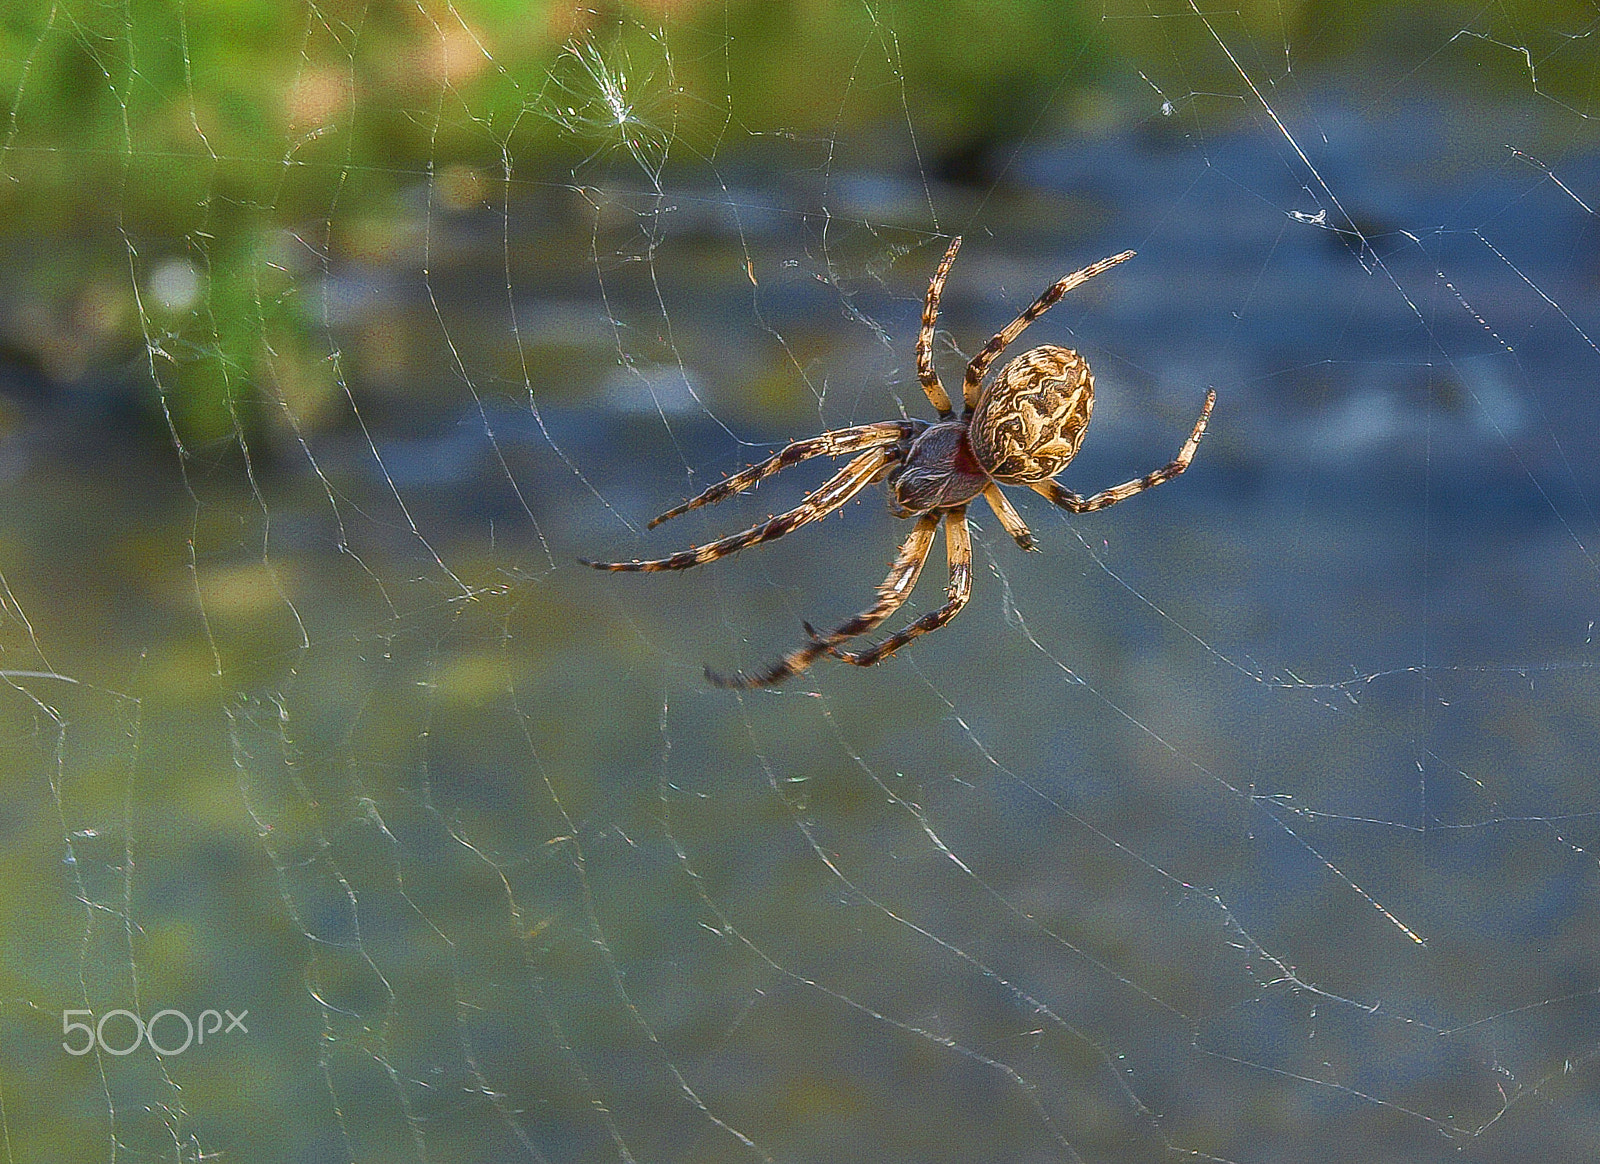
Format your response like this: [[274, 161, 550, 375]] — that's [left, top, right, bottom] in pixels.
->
[[1, 1, 1599, 1160]]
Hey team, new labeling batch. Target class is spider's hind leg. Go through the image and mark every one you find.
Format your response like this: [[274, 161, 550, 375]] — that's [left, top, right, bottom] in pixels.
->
[[962, 249, 1136, 409], [1030, 388, 1215, 514], [916, 236, 962, 418], [982, 484, 1037, 551]]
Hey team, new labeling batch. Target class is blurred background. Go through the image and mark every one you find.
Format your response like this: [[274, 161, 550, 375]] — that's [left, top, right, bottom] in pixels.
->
[[2, 1, 1600, 1160]]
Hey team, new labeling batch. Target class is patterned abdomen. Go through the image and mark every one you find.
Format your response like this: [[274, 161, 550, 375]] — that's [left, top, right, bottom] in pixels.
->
[[968, 345, 1094, 483]]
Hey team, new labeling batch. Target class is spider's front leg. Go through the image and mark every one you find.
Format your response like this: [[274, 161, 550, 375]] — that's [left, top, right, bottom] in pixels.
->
[[647, 420, 917, 529], [705, 512, 941, 688], [829, 506, 973, 668], [581, 447, 895, 572]]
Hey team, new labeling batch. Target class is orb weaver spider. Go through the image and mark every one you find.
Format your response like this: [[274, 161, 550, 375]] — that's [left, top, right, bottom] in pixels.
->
[[582, 237, 1215, 688]]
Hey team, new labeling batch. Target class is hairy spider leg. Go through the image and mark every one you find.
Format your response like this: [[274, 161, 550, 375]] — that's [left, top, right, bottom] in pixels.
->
[[644, 421, 917, 529], [981, 484, 1037, 551], [706, 512, 942, 688], [1030, 388, 1216, 513], [961, 249, 1137, 410], [581, 447, 898, 572], [917, 236, 963, 418], [830, 506, 973, 667]]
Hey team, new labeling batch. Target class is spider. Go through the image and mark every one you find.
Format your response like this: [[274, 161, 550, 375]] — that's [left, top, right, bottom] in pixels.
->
[[582, 236, 1216, 688]]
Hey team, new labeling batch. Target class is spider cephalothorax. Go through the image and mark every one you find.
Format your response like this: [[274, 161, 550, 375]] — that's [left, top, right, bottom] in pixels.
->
[[887, 344, 1095, 518], [583, 236, 1216, 688]]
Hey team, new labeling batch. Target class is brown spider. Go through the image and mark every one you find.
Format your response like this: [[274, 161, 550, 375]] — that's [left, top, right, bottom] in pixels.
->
[[582, 237, 1216, 688]]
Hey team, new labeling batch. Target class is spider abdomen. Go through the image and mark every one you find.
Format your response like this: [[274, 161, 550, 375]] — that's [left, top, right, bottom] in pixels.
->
[[969, 344, 1094, 483]]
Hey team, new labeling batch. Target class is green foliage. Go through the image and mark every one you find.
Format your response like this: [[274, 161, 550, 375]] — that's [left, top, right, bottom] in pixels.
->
[[0, 0, 1584, 446]]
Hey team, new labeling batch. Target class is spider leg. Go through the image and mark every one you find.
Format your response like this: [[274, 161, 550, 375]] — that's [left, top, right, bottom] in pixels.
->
[[830, 506, 973, 668], [647, 421, 917, 529], [1030, 388, 1215, 514], [981, 484, 1037, 551], [705, 512, 941, 689], [917, 236, 962, 418], [581, 447, 895, 572], [962, 249, 1136, 410]]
